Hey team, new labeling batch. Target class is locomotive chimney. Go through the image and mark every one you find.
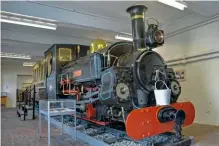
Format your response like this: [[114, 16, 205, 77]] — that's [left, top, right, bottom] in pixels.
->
[[126, 5, 147, 50]]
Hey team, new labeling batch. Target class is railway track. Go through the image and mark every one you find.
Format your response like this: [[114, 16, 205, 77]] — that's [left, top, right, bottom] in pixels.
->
[[45, 115, 194, 146]]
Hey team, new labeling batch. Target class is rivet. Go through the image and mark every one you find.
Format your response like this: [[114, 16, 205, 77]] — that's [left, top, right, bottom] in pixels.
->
[[142, 122, 145, 125], [147, 120, 150, 124], [142, 134, 145, 137], [148, 132, 150, 136]]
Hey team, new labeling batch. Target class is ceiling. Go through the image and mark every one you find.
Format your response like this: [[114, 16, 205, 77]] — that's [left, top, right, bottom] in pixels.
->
[[1, 1, 219, 66]]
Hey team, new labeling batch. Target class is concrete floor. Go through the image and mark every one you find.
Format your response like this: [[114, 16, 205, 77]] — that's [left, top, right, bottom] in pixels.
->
[[1, 108, 219, 146], [183, 124, 219, 146], [1, 108, 89, 146]]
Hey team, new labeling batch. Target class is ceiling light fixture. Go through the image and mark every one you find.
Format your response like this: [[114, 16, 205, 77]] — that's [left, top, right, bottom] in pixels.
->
[[0, 11, 57, 30], [0, 19, 57, 30], [115, 34, 133, 41], [1, 52, 31, 59], [158, 0, 187, 11], [23, 62, 36, 67], [120, 32, 132, 35]]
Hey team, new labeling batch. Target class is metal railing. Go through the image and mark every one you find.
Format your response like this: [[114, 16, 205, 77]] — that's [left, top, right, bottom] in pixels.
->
[[16, 85, 36, 120]]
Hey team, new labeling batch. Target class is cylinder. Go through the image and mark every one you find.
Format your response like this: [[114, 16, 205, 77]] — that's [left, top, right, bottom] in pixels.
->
[[126, 5, 148, 50]]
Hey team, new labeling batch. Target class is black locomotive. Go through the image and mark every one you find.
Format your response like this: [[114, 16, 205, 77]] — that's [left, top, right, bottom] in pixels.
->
[[39, 5, 194, 140], [53, 5, 180, 121]]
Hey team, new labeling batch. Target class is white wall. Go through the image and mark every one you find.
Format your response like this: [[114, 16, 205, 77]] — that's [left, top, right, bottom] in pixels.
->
[[156, 20, 219, 125], [1, 64, 33, 107], [17, 75, 33, 90]]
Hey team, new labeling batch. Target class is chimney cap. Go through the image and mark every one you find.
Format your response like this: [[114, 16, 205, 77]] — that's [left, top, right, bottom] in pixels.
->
[[126, 5, 148, 14]]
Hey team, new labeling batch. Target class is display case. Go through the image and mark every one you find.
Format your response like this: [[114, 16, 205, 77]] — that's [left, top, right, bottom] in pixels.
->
[[39, 99, 76, 116], [39, 99, 76, 146]]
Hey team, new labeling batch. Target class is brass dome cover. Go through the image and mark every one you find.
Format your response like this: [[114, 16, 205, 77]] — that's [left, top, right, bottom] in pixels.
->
[[89, 38, 107, 54]]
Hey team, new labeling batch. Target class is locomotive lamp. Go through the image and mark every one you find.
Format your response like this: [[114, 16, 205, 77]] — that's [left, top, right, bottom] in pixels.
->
[[145, 18, 164, 49]]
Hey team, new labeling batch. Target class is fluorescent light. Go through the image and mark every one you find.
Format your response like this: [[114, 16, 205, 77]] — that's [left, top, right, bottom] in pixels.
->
[[1, 52, 31, 59], [158, 0, 187, 11], [1, 11, 57, 22], [23, 62, 36, 67], [1, 11, 57, 30], [1, 55, 31, 59], [0, 19, 57, 30], [115, 34, 133, 41]]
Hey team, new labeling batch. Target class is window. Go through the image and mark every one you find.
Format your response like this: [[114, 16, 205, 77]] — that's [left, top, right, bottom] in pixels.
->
[[59, 48, 72, 62]]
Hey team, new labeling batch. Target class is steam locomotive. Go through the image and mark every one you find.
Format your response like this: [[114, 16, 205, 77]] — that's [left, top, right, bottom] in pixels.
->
[[35, 5, 195, 140]]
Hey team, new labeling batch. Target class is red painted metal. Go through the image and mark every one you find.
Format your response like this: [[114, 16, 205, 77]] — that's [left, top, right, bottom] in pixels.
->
[[63, 90, 80, 100], [86, 104, 96, 119], [59, 80, 65, 85], [84, 87, 99, 92], [63, 90, 78, 94], [70, 115, 109, 126], [79, 117, 109, 126], [125, 102, 195, 140], [60, 79, 72, 85], [65, 79, 72, 84]]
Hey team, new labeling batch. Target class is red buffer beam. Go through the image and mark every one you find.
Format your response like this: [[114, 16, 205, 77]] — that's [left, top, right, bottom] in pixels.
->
[[125, 102, 195, 140]]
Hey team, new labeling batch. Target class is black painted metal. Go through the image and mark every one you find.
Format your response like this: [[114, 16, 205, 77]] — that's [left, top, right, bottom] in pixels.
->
[[126, 5, 148, 49], [145, 24, 164, 48], [33, 85, 36, 120], [98, 66, 133, 109], [44, 44, 89, 99], [157, 106, 177, 123], [16, 85, 36, 121]]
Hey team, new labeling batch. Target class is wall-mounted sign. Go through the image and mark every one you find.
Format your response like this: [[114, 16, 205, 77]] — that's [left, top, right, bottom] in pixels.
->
[[175, 69, 186, 82]]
